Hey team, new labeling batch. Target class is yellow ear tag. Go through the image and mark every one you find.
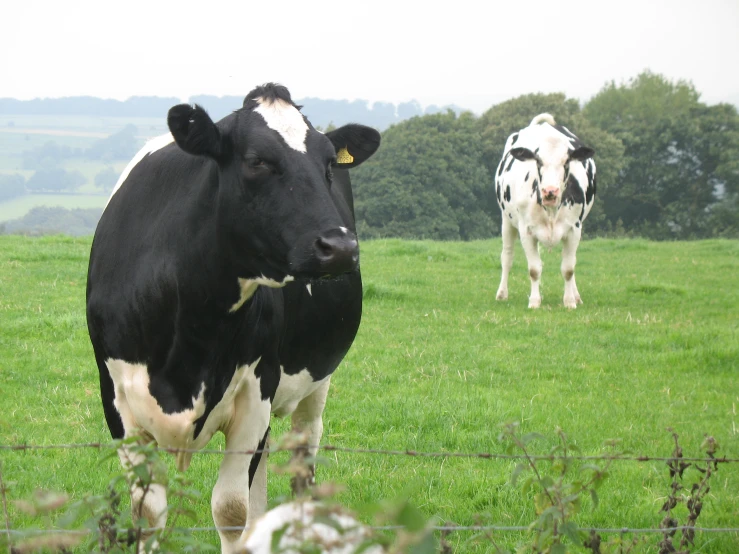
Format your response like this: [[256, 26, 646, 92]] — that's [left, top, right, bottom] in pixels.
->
[[337, 147, 354, 164]]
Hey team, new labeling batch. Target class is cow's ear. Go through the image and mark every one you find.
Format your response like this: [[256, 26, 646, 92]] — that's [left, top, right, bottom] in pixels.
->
[[509, 147, 537, 162], [569, 145, 595, 161], [167, 104, 224, 159], [326, 124, 381, 168]]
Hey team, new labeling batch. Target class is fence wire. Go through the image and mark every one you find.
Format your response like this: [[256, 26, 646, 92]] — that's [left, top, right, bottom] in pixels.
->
[[2, 441, 738, 548], [5, 525, 739, 536], [2, 441, 737, 464]]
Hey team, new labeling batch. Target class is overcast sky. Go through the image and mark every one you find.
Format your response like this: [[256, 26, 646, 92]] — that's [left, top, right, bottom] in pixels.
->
[[2, 0, 737, 113]]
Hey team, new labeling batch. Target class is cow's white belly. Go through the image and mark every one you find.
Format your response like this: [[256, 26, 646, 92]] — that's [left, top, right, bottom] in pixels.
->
[[106, 359, 326, 469], [516, 202, 578, 247], [530, 221, 569, 246], [272, 369, 328, 418], [106, 357, 265, 470]]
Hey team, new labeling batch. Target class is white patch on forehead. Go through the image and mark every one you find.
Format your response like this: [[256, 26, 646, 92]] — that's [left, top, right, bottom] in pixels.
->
[[254, 98, 308, 153], [272, 368, 328, 418], [518, 124, 570, 167], [106, 133, 174, 208], [230, 275, 295, 313], [306, 283, 312, 296], [339, 227, 348, 235]]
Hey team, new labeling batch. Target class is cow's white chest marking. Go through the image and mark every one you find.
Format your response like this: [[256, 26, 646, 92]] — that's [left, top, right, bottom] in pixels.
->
[[230, 275, 295, 313]]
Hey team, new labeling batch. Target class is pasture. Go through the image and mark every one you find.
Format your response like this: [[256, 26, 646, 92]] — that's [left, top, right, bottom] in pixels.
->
[[0, 114, 165, 223], [0, 236, 737, 552]]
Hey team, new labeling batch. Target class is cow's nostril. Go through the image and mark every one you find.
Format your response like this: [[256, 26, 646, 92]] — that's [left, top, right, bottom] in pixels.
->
[[315, 237, 334, 259], [313, 234, 359, 275]]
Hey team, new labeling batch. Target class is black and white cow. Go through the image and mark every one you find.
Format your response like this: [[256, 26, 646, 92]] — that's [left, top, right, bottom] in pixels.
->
[[86, 83, 380, 553], [494, 113, 596, 309]]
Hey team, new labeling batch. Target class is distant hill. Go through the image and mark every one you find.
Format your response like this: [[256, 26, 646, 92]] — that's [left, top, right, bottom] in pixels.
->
[[0, 95, 467, 131]]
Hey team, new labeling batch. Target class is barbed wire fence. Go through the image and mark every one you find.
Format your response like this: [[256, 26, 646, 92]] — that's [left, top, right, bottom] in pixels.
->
[[1, 440, 738, 551]]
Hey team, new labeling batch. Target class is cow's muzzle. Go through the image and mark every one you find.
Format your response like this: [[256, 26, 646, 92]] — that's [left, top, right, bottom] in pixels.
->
[[313, 229, 359, 276], [541, 187, 559, 206]]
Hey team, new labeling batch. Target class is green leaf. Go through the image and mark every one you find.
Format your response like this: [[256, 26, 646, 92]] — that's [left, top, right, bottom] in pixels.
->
[[312, 514, 346, 534], [132, 463, 152, 485], [409, 531, 438, 554], [522, 475, 536, 495], [511, 463, 528, 485], [395, 500, 428, 532], [550, 542, 567, 554], [521, 432, 545, 445], [270, 523, 290, 552], [540, 475, 554, 489], [560, 521, 581, 544]]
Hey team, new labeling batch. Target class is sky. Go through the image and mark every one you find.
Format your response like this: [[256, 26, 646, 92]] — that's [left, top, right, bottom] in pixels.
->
[[2, 0, 738, 114]]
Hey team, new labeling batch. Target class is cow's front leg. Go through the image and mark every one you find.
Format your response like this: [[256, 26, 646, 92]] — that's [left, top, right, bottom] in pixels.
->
[[561, 228, 581, 309], [118, 440, 168, 554], [496, 220, 518, 301], [519, 231, 543, 308], [212, 387, 271, 554], [290, 378, 331, 495]]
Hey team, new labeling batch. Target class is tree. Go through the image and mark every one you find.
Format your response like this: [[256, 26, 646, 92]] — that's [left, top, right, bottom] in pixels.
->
[[583, 71, 739, 238], [22, 140, 81, 170], [352, 110, 496, 240], [86, 124, 140, 161], [94, 166, 120, 192], [0, 173, 27, 201], [26, 168, 86, 192]]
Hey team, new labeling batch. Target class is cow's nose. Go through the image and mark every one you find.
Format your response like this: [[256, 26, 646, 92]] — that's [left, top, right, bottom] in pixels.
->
[[314, 233, 359, 275], [542, 187, 558, 197]]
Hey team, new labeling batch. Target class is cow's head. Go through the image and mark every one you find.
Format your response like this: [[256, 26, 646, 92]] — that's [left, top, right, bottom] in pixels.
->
[[166, 83, 380, 283], [510, 141, 594, 208]]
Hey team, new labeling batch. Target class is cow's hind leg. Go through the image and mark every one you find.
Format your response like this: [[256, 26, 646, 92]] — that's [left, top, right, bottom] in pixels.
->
[[212, 383, 271, 553], [247, 427, 270, 526], [519, 231, 543, 308], [561, 228, 582, 309], [118, 441, 168, 553], [290, 378, 331, 495], [496, 220, 518, 301]]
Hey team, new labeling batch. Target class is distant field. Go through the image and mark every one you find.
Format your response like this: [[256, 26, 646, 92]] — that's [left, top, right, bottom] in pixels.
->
[[0, 193, 107, 222], [0, 114, 168, 135], [0, 129, 97, 158], [0, 236, 737, 552]]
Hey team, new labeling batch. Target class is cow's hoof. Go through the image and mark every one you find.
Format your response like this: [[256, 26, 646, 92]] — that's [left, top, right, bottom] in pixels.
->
[[528, 298, 541, 309], [496, 290, 508, 301], [576, 296, 583, 305]]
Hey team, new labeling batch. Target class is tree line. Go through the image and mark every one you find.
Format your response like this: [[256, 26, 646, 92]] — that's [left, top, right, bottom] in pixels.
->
[[2, 71, 737, 239], [0, 125, 140, 199], [1, 95, 460, 131], [350, 71, 739, 240]]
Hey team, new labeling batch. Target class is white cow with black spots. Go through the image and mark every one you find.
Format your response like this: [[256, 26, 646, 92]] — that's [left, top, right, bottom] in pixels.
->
[[494, 113, 596, 309]]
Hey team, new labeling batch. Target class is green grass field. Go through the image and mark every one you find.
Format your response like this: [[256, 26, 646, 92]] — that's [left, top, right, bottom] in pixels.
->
[[0, 236, 737, 552]]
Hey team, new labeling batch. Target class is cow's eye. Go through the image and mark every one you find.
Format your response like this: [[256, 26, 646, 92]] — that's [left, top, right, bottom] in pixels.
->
[[326, 164, 334, 185], [243, 156, 273, 178]]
